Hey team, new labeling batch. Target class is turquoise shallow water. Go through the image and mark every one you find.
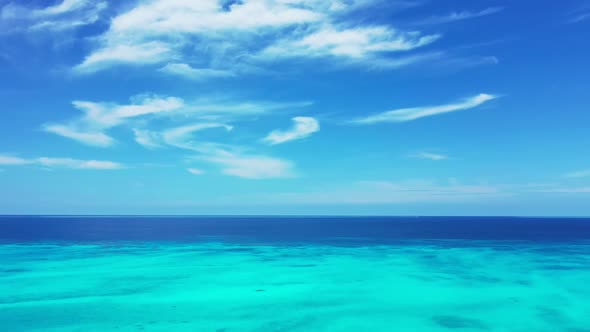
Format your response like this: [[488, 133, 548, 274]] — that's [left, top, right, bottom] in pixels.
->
[[2, 241, 590, 332]]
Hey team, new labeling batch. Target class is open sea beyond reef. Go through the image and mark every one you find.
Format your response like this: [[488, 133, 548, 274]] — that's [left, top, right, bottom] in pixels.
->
[[1, 216, 590, 332]]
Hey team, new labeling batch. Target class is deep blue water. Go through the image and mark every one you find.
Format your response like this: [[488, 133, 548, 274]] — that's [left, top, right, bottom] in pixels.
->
[[1, 216, 590, 244]]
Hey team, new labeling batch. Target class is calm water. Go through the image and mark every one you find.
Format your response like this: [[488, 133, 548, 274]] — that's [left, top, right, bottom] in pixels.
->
[[1, 216, 590, 331]]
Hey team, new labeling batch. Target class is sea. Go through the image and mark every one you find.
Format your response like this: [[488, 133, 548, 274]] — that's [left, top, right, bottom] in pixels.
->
[[1, 216, 590, 331]]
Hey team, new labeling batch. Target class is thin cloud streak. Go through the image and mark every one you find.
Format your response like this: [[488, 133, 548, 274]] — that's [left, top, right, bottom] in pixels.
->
[[159, 63, 235, 80], [202, 151, 295, 179], [43, 124, 115, 147], [263, 117, 320, 145], [415, 7, 503, 25], [411, 152, 448, 161], [351, 93, 497, 124], [261, 25, 440, 59], [0, 0, 108, 33], [0, 155, 30, 165], [564, 169, 590, 178], [567, 12, 590, 23], [187, 168, 205, 175], [36, 158, 123, 170], [0, 154, 124, 170]]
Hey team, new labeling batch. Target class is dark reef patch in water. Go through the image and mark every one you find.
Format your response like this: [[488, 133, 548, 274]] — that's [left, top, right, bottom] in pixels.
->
[[287, 264, 317, 268], [432, 315, 488, 329], [542, 264, 589, 271], [1, 268, 30, 273], [537, 306, 567, 324]]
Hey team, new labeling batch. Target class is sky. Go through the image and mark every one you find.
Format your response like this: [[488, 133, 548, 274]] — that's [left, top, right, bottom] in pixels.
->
[[0, 0, 589, 216]]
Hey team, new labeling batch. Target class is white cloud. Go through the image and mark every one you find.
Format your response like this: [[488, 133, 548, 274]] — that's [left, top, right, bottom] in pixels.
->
[[352, 93, 497, 124], [564, 169, 590, 178], [1, 0, 107, 32], [263, 116, 320, 145], [183, 99, 313, 118], [109, 0, 321, 34], [36, 158, 123, 170], [43, 95, 184, 147], [162, 123, 234, 151], [0, 154, 123, 170], [187, 168, 205, 175], [43, 94, 312, 170], [262, 25, 439, 59], [0, 155, 31, 165], [74, 0, 322, 71], [411, 152, 448, 161], [75, 42, 174, 73], [73, 0, 444, 74], [203, 151, 295, 179], [160, 63, 235, 80], [415, 7, 503, 25], [133, 129, 162, 149], [135, 121, 296, 179], [43, 124, 115, 147]]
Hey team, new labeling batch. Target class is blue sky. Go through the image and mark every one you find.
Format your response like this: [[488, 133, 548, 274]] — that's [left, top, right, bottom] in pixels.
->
[[0, 0, 589, 215]]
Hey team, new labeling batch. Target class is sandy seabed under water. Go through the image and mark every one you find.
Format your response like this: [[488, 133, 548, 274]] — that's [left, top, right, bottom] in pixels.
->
[[1, 241, 590, 332]]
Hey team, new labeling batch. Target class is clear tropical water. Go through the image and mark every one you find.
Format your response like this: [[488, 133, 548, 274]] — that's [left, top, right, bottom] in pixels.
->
[[1, 216, 590, 331]]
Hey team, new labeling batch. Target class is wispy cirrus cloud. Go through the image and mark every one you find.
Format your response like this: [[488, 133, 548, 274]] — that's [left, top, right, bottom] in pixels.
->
[[202, 151, 295, 179], [0, 0, 108, 33], [75, 42, 173, 73], [36, 158, 123, 170], [0, 154, 123, 170], [43, 95, 184, 147], [164, 124, 295, 179], [40, 92, 308, 179], [411, 152, 448, 161], [263, 117, 320, 145], [42, 94, 302, 148], [414, 7, 503, 25], [564, 169, 590, 178], [187, 168, 205, 175], [0, 155, 30, 165], [568, 12, 590, 23], [159, 63, 236, 80], [260, 25, 440, 60], [72, 0, 443, 74], [161, 123, 234, 151], [133, 122, 295, 179], [351, 93, 497, 124], [132, 129, 162, 149], [565, 2, 590, 24], [43, 124, 115, 147]]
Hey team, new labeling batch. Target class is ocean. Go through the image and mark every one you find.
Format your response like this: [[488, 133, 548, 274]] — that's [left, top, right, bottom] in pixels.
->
[[1, 216, 590, 331]]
